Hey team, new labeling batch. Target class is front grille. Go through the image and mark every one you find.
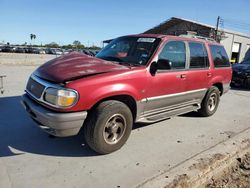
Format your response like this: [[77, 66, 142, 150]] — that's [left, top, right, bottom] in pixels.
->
[[26, 77, 45, 98]]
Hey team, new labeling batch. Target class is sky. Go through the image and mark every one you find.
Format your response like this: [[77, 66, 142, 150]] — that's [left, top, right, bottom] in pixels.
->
[[1, 0, 250, 47]]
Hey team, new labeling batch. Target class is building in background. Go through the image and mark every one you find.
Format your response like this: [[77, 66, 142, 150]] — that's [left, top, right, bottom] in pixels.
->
[[144, 17, 250, 63]]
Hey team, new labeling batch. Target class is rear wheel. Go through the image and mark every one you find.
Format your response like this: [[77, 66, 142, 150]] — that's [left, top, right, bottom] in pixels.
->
[[83, 100, 133, 154], [198, 86, 220, 117]]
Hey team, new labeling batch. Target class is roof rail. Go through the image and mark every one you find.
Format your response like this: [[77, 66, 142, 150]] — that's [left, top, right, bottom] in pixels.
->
[[179, 34, 216, 42]]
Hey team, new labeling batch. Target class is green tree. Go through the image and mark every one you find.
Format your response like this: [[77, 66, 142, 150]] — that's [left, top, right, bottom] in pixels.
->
[[62, 44, 73, 49], [45, 42, 59, 48], [73, 40, 84, 49]]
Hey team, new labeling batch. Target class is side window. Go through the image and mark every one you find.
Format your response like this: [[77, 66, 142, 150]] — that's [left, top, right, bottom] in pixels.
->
[[209, 45, 230, 67], [189, 42, 209, 69], [158, 41, 186, 70]]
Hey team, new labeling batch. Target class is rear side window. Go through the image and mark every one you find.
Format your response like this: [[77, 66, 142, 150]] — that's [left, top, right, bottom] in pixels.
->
[[159, 41, 186, 69], [209, 45, 230, 67], [189, 42, 209, 69]]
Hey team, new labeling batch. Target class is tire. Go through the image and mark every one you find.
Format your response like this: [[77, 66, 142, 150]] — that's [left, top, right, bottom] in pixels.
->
[[83, 100, 133, 154], [198, 86, 220, 117]]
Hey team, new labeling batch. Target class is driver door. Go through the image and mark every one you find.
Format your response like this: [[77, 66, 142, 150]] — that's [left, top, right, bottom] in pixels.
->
[[144, 40, 188, 113]]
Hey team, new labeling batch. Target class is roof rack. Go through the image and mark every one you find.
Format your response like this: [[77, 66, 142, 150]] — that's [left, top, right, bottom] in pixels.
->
[[179, 34, 216, 42]]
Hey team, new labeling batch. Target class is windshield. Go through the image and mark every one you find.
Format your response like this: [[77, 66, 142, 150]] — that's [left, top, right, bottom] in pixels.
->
[[242, 59, 250, 64], [96, 36, 160, 66]]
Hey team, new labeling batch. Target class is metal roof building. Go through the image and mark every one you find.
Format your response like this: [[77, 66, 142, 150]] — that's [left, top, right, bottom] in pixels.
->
[[144, 17, 250, 63]]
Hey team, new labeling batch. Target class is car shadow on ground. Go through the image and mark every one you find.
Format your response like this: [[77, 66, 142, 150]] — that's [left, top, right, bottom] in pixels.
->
[[179, 111, 204, 118], [0, 96, 97, 158], [0, 96, 201, 158]]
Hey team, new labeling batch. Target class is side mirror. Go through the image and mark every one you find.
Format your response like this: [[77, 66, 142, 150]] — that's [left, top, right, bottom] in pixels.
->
[[150, 59, 171, 75], [149, 61, 157, 75], [157, 59, 171, 70]]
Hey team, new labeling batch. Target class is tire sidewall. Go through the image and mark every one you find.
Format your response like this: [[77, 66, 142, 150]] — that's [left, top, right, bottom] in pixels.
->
[[203, 87, 220, 116], [87, 101, 133, 154]]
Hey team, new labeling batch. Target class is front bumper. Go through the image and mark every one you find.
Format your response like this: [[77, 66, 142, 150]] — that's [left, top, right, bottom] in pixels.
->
[[21, 94, 87, 137]]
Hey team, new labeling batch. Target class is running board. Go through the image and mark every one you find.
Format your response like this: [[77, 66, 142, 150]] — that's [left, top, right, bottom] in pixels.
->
[[136, 104, 200, 123]]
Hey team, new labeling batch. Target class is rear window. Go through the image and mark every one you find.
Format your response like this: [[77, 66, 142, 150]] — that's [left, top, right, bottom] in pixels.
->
[[209, 45, 230, 67]]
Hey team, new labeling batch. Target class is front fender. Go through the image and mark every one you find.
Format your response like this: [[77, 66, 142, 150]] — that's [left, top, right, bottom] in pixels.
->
[[69, 83, 142, 111], [87, 83, 140, 107]]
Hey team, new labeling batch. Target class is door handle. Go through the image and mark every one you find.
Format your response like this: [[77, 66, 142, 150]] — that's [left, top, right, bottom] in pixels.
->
[[177, 74, 186, 79], [207, 72, 212, 77], [181, 74, 186, 79]]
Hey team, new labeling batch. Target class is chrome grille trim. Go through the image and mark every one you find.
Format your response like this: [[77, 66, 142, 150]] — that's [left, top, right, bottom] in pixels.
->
[[26, 77, 45, 98], [25, 74, 79, 109]]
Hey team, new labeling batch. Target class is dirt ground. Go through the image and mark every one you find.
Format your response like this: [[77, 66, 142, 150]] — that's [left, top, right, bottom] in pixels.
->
[[206, 152, 250, 188]]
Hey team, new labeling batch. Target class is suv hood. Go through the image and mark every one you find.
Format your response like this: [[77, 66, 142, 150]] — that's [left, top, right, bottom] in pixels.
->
[[34, 52, 129, 83]]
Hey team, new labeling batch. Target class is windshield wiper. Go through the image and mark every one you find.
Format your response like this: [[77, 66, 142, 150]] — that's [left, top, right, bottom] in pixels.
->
[[101, 56, 123, 62], [118, 62, 143, 67], [100, 56, 143, 67]]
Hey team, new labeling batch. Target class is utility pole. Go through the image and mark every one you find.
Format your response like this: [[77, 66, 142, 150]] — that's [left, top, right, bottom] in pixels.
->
[[215, 16, 220, 41]]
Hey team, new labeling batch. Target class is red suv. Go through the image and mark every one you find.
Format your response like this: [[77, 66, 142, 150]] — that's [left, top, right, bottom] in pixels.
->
[[22, 34, 232, 154]]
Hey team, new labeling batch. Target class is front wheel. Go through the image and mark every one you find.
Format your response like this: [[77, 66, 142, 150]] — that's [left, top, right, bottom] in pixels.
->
[[83, 100, 133, 154], [198, 86, 220, 117]]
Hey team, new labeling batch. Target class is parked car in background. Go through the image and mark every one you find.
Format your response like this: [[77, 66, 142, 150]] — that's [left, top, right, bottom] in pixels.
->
[[1, 46, 14, 53], [24, 47, 34, 54], [32, 48, 40, 54], [81, 49, 93, 56], [38, 49, 46, 54], [45, 48, 63, 55], [231, 59, 250, 88], [54, 49, 63, 55], [15, 47, 26, 53], [22, 34, 232, 154], [31, 48, 47, 54], [63, 49, 73, 54], [81, 49, 97, 56], [45, 48, 53, 54]]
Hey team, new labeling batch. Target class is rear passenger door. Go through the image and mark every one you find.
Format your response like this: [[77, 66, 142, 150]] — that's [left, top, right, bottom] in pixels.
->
[[184, 42, 210, 103]]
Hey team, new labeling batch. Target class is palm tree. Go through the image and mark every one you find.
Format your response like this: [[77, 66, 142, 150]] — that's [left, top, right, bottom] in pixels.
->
[[30, 34, 37, 47]]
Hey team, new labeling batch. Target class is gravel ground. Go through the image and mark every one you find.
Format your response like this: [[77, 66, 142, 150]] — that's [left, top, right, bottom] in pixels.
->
[[206, 151, 250, 188]]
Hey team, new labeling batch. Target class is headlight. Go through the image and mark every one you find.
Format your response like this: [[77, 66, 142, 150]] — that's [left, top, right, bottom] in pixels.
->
[[44, 88, 78, 107]]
